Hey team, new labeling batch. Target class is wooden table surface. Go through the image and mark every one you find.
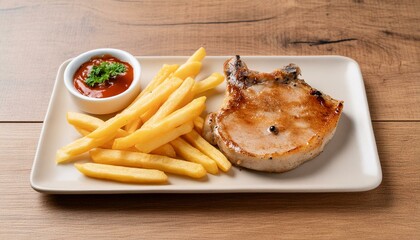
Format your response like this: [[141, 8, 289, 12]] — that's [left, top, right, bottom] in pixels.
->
[[1, 0, 419, 239]]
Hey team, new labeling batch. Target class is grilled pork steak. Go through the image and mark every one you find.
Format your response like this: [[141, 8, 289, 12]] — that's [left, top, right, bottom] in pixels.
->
[[203, 56, 343, 172]]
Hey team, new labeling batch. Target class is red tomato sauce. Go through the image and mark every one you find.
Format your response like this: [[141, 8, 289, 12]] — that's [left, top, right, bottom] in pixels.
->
[[73, 55, 133, 98]]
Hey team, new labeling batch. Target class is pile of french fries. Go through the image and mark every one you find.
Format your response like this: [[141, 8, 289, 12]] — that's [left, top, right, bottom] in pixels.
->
[[57, 47, 232, 184]]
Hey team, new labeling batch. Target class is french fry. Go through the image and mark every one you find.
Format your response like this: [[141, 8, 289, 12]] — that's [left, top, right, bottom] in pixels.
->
[[136, 76, 187, 126], [193, 116, 204, 134], [56, 133, 117, 163], [143, 77, 195, 127], [67, 112, 131, 154], [75, 163, 168, 184], [67, 112, 104, 132], [75, 127, 90, 137], [112, 96, 206, 150], [192, 72, 224, 95], [173, 61, 202, 79], [187, 47, 206, 63], [174, 87, 195, 112], [128, 65, 179, 107], [71, 119, 177, 157], [74, 127, 109, 147], [173, 47, 206, 80], [75, 127, 125, 150], [67, 112, 129, 138], [87, 77, 182, 139], [172, 73, 223, 110], [134, 121, 194, 153], [90, 148, 206, 179], [170, 138, 218, 174], [138, 107, 158, 126], [125, 71, 179, 133], [150, 143, 176, 158], [183, 129, 232, 172], [140, 66, 179, 96], [125, 67, 179, 133], [127, 75, 186, 133], [124, 117, 143, 134]]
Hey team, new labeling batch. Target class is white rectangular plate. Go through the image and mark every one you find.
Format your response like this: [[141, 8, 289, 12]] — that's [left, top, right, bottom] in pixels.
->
[[31, 56, 382, 193]]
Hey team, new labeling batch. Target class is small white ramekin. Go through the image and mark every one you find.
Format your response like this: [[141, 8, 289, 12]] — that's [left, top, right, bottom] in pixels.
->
[[64, 48, 141, 115]]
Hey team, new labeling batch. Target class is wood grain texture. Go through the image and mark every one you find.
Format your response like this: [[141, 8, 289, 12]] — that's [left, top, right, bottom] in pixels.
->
[[0, 122, 418, 239], [0, 0, 419, 239], [0, 0, 419, 121]]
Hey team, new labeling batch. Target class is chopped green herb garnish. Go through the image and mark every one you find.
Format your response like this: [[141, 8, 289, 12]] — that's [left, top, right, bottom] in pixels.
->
[[86, 62, 127, 87]]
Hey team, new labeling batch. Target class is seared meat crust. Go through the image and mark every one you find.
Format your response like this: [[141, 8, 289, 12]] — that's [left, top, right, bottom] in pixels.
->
[[203, 56, 343, 172]]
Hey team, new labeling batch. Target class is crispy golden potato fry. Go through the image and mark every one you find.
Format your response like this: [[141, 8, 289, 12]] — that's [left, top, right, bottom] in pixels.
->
[[170, 138, 218, 174], [128, 65, 179, 107], [99, 142, 114, 149], [75, 163, 168, 184], [192, 72, 224, 95], [174, 87, 195, 112], [125, 67, 179, 133], [74, 127, 118, 149], [124, 117, 143, 134], [90, 148, 206, 179], [66, 112, 133, 156], [150, 143, 176, 158], [76, 128, 113, 148], [143, 77, 195, 127], [75, 127, 129, 150], [67, 112, 104, 132], [68, 112, 129, 138], [134, 121, 194, 153], [146, 96, 206, 129], [136, 79, 184, 127], [56, 133, 117, 163], [75, 127, 90, 137], [138, 105, 159, 126], [113, 96, 206, 150], [193, 116, 204, 134], [183, 130, 232, 172], [87, 78, 182, 139], [187, 47, 206, 63], [139, 66, 179, 97], [173, 61, 202, 79]]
